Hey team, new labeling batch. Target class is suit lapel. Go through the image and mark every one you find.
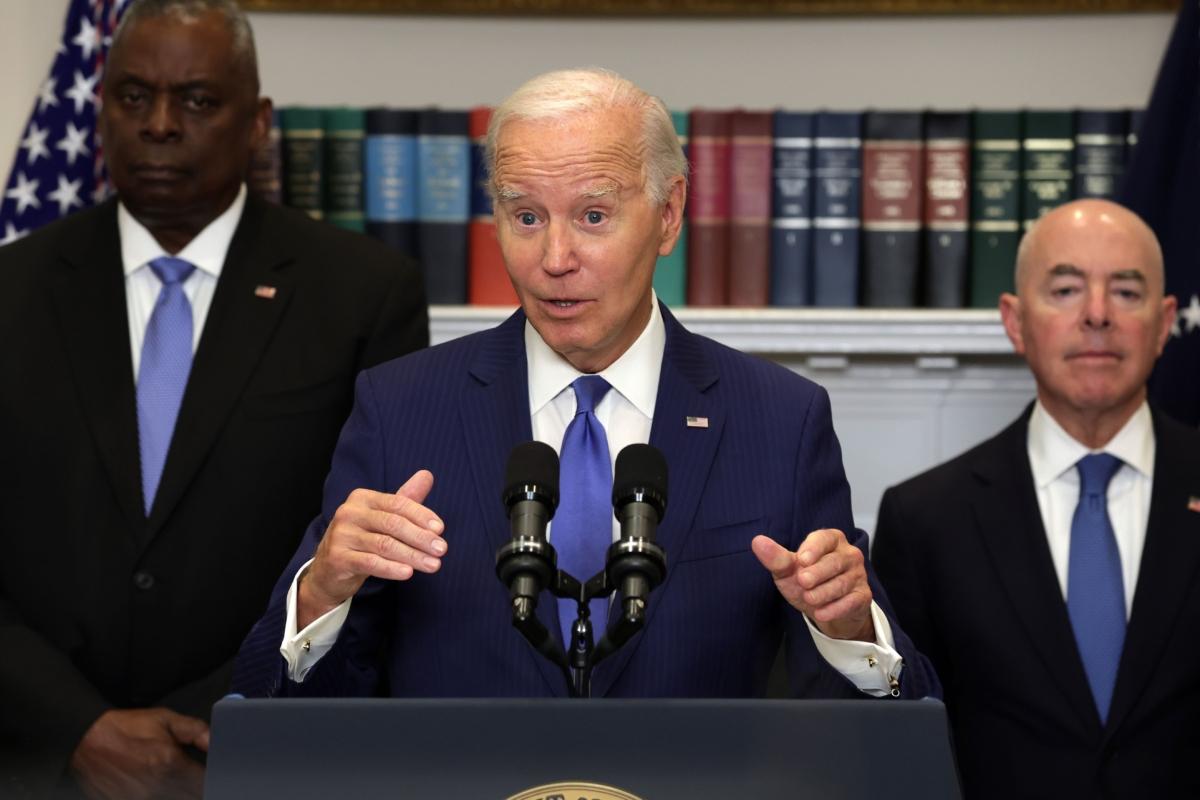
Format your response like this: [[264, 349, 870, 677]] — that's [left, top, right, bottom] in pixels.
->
[[457, 312, 564, 693], [591, 306, 723, 697], [970, 413, 1100, 728], [1105, 410, 1200, 735], [146, 197, 294, 540], [50, 201, 146, 539]]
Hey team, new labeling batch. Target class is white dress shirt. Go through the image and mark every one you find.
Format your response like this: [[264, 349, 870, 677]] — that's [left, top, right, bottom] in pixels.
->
[[1027, 400, 1155, 618], [119, 185, 247, 378], [283, 295, 902, 695]]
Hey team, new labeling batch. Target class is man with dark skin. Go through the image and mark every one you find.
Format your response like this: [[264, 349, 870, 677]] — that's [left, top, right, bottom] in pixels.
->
[[0, 2, 428, 798]]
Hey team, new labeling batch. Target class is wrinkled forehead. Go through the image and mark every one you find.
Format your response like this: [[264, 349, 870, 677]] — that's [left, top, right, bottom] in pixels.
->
[[492, 111, 646, 197]]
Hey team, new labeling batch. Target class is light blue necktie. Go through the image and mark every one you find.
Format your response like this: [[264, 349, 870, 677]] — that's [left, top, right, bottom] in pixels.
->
[[137, 256, 196, 517], [555, 375, 613, 648], [1066, 452, 1125, 723]]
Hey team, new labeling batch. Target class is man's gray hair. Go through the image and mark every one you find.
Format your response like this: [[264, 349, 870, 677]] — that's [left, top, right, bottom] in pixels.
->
[[486, 68, 688, 206], [113, 0, 259, 90]]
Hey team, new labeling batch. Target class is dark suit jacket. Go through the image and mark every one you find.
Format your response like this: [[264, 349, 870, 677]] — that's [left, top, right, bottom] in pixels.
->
[[0, 196, 428, 796], [872, 406, 1200, 799], [233, 305, 938, 702]]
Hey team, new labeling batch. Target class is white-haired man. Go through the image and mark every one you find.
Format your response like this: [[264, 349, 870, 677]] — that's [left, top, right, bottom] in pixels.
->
[[234, 68, 938, 705]]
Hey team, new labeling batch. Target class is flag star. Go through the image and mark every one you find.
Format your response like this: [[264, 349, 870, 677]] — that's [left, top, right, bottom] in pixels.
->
[[56, 121, 91, 166], [21, 123, 51, 165], [72, 15, 99, 60], [1180, 293, 1200, 335], [47, 174, 84, 216], [64, 70, 99, 116], [37, 77, 59, 113], [1, 222, 28, 246], [5, 173, 42, 215]]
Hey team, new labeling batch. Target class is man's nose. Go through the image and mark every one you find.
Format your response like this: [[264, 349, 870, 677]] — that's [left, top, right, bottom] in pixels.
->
[[142, 95, 181, 141], [1082, 285, 1112, 329], [541, 220, 579, 275]]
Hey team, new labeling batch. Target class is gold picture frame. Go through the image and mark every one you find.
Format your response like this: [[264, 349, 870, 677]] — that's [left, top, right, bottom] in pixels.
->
[[241, 0, 1178, 15]]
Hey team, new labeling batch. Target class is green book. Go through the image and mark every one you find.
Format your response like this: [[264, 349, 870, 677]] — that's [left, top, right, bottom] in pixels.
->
[[653, 110, 689, 308], [324, 107, 366, 232], [280, 106, 325, 221], [969, 111, 1022, 308], [1022, 110, 1075, 230]]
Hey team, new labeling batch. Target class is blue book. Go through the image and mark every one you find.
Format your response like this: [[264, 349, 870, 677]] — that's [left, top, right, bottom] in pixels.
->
[[770, 111, 814, 306], [1074, 109, 1129, 200], [365, 108, 418, 260], [417, 109, 471, 304], [813, 112, 862, 307]]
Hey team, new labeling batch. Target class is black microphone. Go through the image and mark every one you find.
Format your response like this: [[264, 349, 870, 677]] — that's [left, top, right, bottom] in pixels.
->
[[607, 444, 668, 620], [495, 441, 559, 621]]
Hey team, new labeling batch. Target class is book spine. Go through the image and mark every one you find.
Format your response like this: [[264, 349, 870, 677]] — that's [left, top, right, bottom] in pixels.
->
[[923, 112, 971, 308], [653, 110, 689, 307], [324, 107, 366, 232], [1073, 109, 1129, 200], [364, 108, 418, 259], [813, 112, 862, 307], [248, 109, 282, 204], [1022, 110, 1075, 230], [728, 110, 774, 306], [969, 111, 1022, 307], [281, 106, 325, 220], [861, 111, 923, 307], [466, 106, 517, 306], [770, 111, 814, 307], [417, 109, 471, 304], [686, 110, 731, 306]]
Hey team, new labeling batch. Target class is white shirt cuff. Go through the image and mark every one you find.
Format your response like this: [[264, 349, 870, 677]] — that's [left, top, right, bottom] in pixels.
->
[[803, 601, 903, 697], [280, 558, 353, 683]]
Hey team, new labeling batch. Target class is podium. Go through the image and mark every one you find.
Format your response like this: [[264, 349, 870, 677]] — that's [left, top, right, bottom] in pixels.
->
[[205, 697, 960, 799]]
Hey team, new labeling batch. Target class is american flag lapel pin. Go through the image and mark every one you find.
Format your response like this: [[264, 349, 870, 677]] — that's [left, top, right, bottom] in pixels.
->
[[1188, 496, 1200, 513], [254, 285, 278, 299], [686, 416, 709, 428]]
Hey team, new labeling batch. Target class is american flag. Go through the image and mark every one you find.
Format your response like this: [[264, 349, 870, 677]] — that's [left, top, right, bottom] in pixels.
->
[[1120, 0, 1200, 426], [0, 0, 128, 247]]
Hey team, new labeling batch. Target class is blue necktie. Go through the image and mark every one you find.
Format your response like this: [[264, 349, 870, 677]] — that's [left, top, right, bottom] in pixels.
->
[[555, 375, 613, 648], [1066, 452, 1125, 723], [137, 256, 196, 517]]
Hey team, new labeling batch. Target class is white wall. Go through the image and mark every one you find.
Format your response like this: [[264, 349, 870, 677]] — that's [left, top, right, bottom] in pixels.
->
[[1, 2, 1175, 181]]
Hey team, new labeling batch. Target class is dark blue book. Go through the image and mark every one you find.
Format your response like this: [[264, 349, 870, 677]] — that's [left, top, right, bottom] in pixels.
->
[[769, 111, 814, 306], [417, 109, 471, 304], [365, 108, 418, 260], [861, 111, 923, 307], [813, 112, 862, 307], [1074, 109, 1129, 200], [922, 111, 971, 308]]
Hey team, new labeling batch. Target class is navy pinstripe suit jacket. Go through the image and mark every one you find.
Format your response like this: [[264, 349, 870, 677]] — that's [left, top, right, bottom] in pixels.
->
[[233, 304, 938, 700]]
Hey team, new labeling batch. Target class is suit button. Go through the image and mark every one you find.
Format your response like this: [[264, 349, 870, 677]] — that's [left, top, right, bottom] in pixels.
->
[[133, 571, 155, 590]]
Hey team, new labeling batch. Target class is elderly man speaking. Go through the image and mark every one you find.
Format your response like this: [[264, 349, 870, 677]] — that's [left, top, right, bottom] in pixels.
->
[[234, 68, 937, 702]]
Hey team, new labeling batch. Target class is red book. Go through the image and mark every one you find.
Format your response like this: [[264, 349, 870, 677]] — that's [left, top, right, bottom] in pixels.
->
[[687, 110, 732, 306], [728, 110, 773, 306], [467, 106, 518, 306]]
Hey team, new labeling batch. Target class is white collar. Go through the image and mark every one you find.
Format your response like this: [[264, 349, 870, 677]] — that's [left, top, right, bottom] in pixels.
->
[[526, 292, 665, 418], [1028, 399, 1155, 489], [118, 184, 247, 279]]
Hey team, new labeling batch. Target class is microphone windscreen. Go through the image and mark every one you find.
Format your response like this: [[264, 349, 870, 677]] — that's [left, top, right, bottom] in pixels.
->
[[612, 443, 668, 510], [503, 441, 559, 506]]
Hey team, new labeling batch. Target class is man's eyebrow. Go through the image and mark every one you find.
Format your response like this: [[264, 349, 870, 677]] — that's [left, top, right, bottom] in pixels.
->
[[1047, 263, 1086, 278], [1110, 269, 1147, 283], [580, 183, 619, 199], [495, 186, 524, 202]]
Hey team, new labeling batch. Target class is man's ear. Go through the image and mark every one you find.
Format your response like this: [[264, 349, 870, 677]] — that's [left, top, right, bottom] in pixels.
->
[[999, 292, 1025, 355], [1156, 294, 1178, 354], [250, 96, 273, 153], [657, 175, 686, 258]]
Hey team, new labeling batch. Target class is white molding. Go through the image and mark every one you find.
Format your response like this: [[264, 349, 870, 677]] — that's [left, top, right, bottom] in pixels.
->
[[430, 306, 1017, 358]]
